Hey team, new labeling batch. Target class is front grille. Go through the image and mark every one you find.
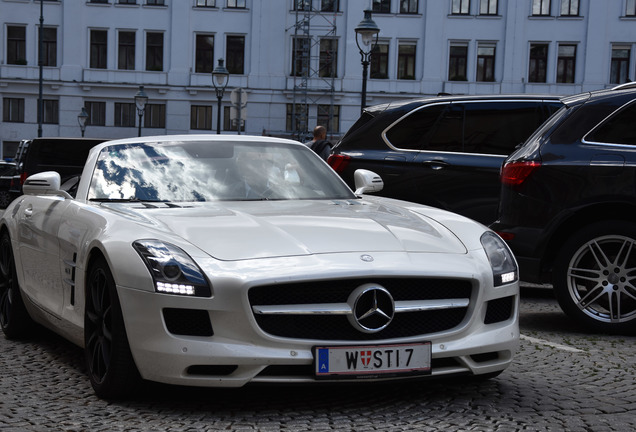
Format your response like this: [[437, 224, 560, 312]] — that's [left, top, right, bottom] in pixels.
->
[[249, 278, 472, 341]]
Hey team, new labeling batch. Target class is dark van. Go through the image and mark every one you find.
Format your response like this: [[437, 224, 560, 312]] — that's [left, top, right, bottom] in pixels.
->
[[10, 137, 109, 199]]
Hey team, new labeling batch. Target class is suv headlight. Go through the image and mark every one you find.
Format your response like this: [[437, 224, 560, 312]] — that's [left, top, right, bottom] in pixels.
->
[[133, 240, 211, 297], [480, 232, 518, 287]]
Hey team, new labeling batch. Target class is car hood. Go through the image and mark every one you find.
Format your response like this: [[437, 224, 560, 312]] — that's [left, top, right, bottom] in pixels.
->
[[103, 199, 467, 261]]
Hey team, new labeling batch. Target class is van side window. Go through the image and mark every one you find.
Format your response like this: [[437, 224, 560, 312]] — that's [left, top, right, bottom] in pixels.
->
[[386, 104, 447, 150]]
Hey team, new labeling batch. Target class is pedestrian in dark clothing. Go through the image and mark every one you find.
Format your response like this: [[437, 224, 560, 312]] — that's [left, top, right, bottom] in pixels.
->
[[305, 125, 332, 161]]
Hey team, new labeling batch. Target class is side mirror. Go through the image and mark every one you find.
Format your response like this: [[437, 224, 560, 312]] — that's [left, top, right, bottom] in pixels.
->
[[353, 169, 384, 195], [23, 171, 72, 199]]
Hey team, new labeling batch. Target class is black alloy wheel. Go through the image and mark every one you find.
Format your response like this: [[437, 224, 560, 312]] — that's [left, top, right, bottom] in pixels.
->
[[84, 257, 140, 399], [554, 221, 636, 334], [0, 232, 33, 339]]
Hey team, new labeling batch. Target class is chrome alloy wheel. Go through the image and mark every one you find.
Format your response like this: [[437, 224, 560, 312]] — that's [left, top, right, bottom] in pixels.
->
[[566, 234, 636, 325]]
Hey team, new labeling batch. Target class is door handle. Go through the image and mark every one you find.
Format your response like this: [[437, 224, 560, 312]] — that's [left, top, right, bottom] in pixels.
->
[[24, 207, 33, 218], [422, 160, 450, 170]]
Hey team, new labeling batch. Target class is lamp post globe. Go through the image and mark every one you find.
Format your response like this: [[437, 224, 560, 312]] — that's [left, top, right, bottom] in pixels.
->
[[77, 107, 89, 137], [212, 59, 230, 134], [355, 10, 380, 114]]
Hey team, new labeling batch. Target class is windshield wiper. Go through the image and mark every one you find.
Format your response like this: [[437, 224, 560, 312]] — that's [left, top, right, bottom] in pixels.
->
[[89, 198, 184, 208]]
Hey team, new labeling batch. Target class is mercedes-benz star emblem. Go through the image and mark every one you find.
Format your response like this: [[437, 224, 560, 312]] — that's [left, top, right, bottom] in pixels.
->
[[347, 284, 395, 333]]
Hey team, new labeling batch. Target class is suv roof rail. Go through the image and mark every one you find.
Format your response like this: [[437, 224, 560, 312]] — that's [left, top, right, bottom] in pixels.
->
[[611, 82, 636, 90]]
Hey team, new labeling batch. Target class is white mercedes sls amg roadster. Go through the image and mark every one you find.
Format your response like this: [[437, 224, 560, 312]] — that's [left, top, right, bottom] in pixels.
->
[[0, 135, 519, 399]]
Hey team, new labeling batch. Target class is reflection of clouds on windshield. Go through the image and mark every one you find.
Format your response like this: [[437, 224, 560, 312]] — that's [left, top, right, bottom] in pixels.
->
[[87, 141, 355, 202], [89, 146, 226, 201]]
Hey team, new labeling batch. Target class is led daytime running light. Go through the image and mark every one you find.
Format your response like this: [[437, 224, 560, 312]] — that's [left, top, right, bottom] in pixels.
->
[[156, 282, 195, 296]]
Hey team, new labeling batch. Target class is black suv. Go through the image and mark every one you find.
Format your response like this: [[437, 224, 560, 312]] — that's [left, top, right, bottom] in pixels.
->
[[10, 137, 109, 200], [328, 94, 562, 224], [491, 86, 636, 333]]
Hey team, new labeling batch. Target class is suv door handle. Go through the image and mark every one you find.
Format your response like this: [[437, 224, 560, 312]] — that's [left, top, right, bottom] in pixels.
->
[[24, 207, 33, 218], [422, 160, 450, 170]]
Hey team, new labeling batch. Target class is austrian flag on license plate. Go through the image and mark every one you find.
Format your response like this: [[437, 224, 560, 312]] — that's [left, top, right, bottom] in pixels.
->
[[314, 342, 431, 379]]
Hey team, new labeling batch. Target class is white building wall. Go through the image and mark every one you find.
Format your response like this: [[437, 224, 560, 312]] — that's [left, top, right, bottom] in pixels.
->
[[0, 0, 635, 159]]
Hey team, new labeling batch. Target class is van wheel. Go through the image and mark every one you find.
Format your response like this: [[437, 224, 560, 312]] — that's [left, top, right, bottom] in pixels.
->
[[0, 232, 34, 339], [85, 257, 140, 399], [553, 221, 636, 334]]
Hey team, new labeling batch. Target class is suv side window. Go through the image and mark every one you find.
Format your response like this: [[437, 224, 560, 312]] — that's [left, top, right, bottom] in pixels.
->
[[586, 101, 636, 145], [386, 103, 448, 151], [386, 101, 558, 155], [425, 104, 463, 152], [461, 102, 547, 155]]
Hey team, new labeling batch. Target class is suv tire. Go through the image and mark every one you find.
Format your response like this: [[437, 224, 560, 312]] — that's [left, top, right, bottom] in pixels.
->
[[553, 221, 636, 334]]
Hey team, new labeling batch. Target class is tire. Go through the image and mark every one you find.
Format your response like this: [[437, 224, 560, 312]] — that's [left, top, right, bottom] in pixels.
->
[[553, 221, 636, 334], [0, 232, 34, 339], [84, 257, 141, 399]]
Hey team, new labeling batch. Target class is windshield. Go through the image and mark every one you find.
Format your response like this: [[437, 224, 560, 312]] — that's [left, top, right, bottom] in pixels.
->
[[87, 140, 356, 202]]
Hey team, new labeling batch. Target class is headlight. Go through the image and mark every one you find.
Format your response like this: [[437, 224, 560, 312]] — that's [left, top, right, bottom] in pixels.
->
[[133, 240, 211, 297], [480, 231, 518, 287]]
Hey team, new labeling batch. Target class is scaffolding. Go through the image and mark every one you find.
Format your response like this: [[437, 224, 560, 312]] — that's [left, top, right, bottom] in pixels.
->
[[289, 4, 338, 141]]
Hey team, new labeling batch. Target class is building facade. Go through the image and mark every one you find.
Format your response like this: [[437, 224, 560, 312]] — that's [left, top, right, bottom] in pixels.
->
[[0, 0, 635, 159]]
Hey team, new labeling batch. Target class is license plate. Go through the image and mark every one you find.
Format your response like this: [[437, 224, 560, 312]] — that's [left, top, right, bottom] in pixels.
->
[[314, 342, 431, 379]]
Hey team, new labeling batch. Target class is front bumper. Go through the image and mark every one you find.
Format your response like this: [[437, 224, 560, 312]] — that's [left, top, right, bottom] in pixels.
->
[[117, 252, 520, 387]]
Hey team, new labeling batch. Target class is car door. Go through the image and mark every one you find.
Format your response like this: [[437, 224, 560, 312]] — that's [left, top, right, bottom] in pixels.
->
[[373, 102, 451, 203], [16, 195, 70, 318], [410, 100, 554, 224]]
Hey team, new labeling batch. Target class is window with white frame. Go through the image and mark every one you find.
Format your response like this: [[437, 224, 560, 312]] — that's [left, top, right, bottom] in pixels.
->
[[400, 0, 418, 14], [7, 26, 26, 65], [610, 46, 630, 84], [452, 0, 470, 15], [397, 43, 416, 80], [40, 27, 57, 67], [115, 103, 136, 127], [449, 44, 468, 81], [319, 38, 338, 78], [227, 0, 246, 8], [560, 0, 578, 16], [372, 0, 391, 14], [479, 0, 497, 15], [528, 43, 548, 83], [532, 0, 551, 16], [2, 98, 24, 123], [118, 31, 135, 70], [556, 44, 576, 83], [476, 44, 496, 81], [370, 42, 389, 79], [195, 34, 214, 73], [191, 105, 213, 130]]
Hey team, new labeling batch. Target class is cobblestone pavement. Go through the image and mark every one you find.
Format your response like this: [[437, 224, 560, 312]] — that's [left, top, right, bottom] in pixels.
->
[[1, 288, 635, 431]]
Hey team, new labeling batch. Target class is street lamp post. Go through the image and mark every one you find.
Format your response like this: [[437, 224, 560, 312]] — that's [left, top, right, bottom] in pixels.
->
[[37, 0, 44, 137], [354, 10, 380, 115], [212, 59, 230, 135], [134, 85, 148, 137], [77, 107, 89, 137]]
